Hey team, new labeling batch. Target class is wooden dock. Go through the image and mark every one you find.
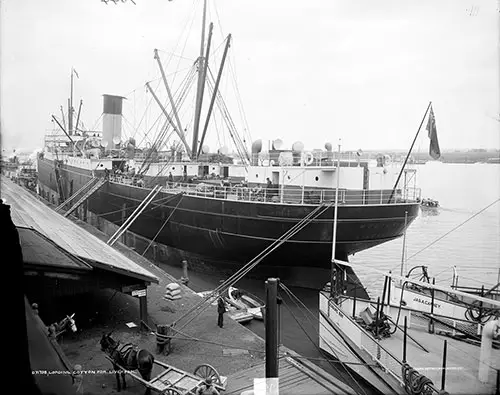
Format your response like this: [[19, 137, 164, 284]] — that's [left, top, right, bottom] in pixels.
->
[[225, 352, 357, 395]]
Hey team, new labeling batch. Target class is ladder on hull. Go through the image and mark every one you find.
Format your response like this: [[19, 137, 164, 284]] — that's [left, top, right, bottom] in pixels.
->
[[55, 177, 98, 212], [107, 185, 163, 247], [63, 178, 107, 217]]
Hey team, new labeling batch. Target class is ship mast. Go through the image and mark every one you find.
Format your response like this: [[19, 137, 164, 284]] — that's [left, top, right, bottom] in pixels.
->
[[330, 140, 342, 301], [69, 68, 74, 136], [191, 0, 208, 160]]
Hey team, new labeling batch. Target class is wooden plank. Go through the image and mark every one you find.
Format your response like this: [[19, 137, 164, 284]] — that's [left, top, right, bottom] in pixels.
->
[[153, 359, 178, 370]]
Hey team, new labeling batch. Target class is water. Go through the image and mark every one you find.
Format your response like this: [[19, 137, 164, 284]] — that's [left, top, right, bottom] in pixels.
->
[[156, 163, 500, 393], [354, 163, 500, 295]]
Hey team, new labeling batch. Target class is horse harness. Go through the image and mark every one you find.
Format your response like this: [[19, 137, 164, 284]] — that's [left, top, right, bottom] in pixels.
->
[[110, 342, 137, 369]]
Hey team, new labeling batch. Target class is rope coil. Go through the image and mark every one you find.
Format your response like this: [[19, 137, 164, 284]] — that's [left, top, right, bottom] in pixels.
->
[[401, 363, 441, 395]]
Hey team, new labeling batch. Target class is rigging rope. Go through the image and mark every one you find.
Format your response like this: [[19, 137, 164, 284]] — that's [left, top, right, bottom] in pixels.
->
[[94, 192, 187, 219], [142, 193, 184, 257], [170, 202, 332, 331], [391, 198, 500, 272], [206, 70, 250, 164], [279, 283, 370, 395], [138, 66, 197, 175]]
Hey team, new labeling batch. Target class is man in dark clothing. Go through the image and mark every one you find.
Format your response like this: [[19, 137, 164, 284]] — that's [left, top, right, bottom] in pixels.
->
[[168, 172, 174, 188], [266, 177, 275, 200], [217, 298, 226, 328]]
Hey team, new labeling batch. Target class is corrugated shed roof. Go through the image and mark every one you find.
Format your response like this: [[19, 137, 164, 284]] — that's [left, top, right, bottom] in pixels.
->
[[2, 179, 158, 283]]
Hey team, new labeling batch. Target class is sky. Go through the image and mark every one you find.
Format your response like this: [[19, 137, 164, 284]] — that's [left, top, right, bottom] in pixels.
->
[[1, 0, 499, 156]]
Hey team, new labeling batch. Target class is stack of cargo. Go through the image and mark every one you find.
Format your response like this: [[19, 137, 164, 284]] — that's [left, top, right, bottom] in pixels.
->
[[163, 283, 182, 300]]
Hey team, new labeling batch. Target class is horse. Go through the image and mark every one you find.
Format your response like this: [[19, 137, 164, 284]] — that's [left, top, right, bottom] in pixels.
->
[[48, 313, 77, 339], [100, 332, 155, 395]]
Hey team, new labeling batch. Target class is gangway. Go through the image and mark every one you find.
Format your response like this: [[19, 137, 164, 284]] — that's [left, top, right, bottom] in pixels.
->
[[63, 178, 107, 217], [55, 177, 98, 212], [107, 185, 162, 246]]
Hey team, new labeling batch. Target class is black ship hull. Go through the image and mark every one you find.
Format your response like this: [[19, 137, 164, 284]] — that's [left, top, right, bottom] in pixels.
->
[[37, 157, 420, 270]]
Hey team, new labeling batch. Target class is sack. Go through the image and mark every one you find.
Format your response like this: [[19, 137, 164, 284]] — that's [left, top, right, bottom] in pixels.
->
[[166, 283, 181, 291], [163, 294, 182, 301], [165, 289, 181, 296]]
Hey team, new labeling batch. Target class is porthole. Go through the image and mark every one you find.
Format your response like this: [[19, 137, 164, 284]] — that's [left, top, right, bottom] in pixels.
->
[[287, 175, 291, 180], [172, 167, 175, 170], [256, 174, 259, 178], [315, 176, 319, 181]]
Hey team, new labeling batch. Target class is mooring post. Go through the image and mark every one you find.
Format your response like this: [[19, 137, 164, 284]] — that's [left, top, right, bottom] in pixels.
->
[[429, 277, 435, 334], [352, 291, 357, 318], [181, 260, 189, 285], [387, 273, 392, 306], [375, 297, 380, 338], [403, 316, 408, 363], [441, 340, 448, 391], [265, 278, 279, 379], [380, 276, 388, 316]]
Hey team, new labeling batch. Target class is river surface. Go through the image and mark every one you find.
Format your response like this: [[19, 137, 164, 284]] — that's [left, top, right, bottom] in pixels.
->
[[156, 163, 500, 394]]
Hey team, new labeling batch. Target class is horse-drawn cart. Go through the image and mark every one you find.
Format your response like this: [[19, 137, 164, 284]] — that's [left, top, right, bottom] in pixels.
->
[[105, 355, 227, 395]]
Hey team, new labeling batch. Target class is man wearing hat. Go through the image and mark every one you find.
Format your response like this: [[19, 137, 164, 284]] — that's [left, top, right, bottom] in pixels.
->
[[196, 378, 219, 395], [217, 297, 226, 328]]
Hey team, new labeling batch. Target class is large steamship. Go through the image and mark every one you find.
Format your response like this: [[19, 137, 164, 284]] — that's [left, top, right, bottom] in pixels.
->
[[36, 1, 421, 287]]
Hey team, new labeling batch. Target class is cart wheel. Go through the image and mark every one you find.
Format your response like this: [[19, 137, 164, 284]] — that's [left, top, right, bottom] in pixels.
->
[[193, 364, 221, 385]]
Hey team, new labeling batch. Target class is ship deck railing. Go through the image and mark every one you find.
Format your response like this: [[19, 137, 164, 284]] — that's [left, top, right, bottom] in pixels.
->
[[164, 182, 421, 206], [250, 151, 412, 167], [109, 175, 421, 206]]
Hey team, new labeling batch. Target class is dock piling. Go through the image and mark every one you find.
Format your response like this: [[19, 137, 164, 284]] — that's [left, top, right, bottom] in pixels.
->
[[403, 316, 407, 363], [441, 340, 447, 391], [181, 260, 189, 285], [429, 277, 435, 334], [265, 278, 279, 379]]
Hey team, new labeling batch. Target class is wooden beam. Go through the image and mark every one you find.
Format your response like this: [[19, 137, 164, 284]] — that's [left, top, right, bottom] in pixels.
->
[[139, 295, 148, 331], [23, 271, 83, 280]]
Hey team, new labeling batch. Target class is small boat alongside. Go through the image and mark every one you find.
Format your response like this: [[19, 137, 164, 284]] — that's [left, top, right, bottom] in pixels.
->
[[392, 265, 499, 326], [195, 287, 263, 324], [419, 197, 440, 208], [225, 286, 265, 320]]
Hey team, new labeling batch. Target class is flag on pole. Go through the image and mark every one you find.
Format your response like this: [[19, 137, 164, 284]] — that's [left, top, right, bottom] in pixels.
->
[[72, 68, 79, 79], [426, 105, 441, 159]]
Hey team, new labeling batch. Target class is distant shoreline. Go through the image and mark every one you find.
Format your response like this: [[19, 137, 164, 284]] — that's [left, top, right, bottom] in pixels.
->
[[356, 150, 500, 164]]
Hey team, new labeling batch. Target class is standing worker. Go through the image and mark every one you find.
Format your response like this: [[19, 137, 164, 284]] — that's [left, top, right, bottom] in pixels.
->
[[217, 297, 226, 328]]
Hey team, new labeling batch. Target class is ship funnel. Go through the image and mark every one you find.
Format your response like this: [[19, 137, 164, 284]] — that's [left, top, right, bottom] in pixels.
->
[[102, 94, 124, 150]]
